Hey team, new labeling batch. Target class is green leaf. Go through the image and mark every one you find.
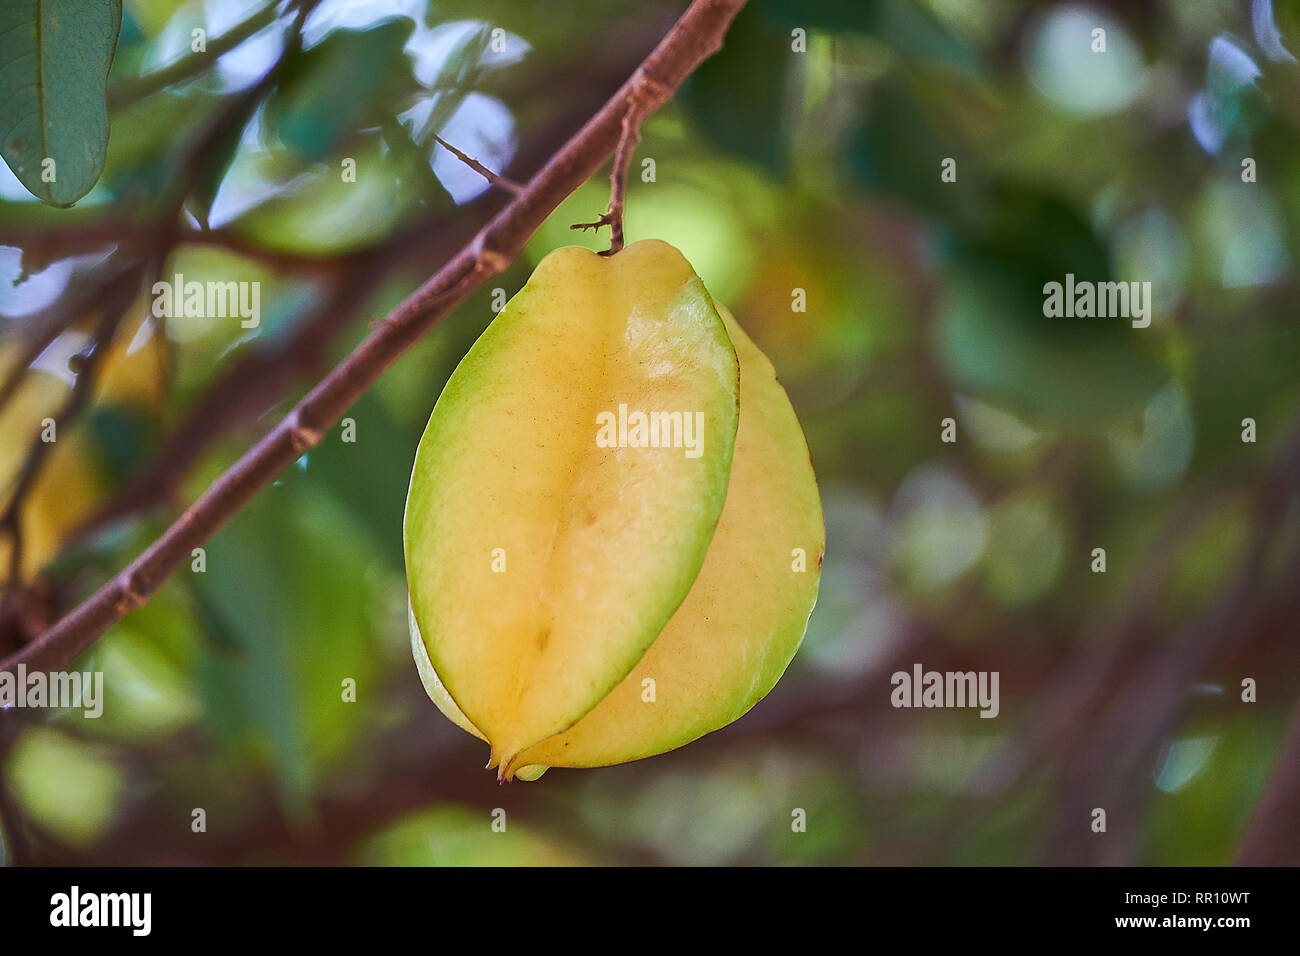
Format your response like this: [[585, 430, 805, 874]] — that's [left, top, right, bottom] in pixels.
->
[[0, 0, 122, 206], [187, 103, 253, 230], [5, 728, 125, 848], [399, 23, 491, 147], [267, 19, 415, 161], [682, 10, 789, 176], [356, 805, 586, 866], [861, 0, 984, 76], [845, 77, 974, 220], [97, 89, 218, 205], [192, 479, 387, 808], [756, 0, 984, 76], [300, 391, 409, 566], [937, 189, 1165, 427], [938, 272, 1168, 428], [85, 404, 156, 484], [953, 187, 1112, 296]]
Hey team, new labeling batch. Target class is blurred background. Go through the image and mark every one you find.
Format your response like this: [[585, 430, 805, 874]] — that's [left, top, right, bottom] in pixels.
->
[[2, 0, 1299, 865]]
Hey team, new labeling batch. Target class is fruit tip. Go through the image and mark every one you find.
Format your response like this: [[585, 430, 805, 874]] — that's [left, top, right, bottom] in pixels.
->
[[498, 749, 524, 783]]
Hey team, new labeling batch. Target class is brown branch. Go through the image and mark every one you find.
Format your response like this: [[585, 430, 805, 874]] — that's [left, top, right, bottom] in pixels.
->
[[70, 267, 377, 537], [0, 0, 749, 676], [0, 86, 630, 648]]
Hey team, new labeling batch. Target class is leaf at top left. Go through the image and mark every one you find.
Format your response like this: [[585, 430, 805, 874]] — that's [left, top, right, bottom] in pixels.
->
[[0, 0, 122, 206]]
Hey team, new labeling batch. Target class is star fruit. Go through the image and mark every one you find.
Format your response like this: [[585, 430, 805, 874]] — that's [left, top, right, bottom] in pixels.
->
[[404, 239, 823, 780]]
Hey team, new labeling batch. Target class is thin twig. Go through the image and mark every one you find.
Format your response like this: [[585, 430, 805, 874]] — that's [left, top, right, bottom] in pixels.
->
[[167, 3, 313, 234], [0, 256, 138, 415], [0, 265, 143, 599], [570, 77, 664, 254], [0, 0, 749, 676], [433, 136, 524, 194], [107, 1, 290, 109], [0, 220, 377, 276], [1038, 416, 1300, 864]]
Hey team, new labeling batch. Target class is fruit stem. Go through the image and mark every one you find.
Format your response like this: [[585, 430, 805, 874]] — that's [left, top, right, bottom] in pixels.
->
[[571, 76, 665, 255]]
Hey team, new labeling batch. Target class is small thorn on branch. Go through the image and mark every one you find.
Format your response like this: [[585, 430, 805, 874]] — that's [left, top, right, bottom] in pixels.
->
[[433, 136, 524, 195], [569, 82, 656, 256], [571, 211, 617, 234]]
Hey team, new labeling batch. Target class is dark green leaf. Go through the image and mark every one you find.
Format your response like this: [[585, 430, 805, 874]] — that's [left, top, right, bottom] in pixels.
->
[[401, 23, 491, 147], [300, 391, 409, 566], [0, 0, 122, 206], [756, 0, 984, 76], [267, 19, 415, 161], [938, 268, 1168, 427], [85, 404, 156, 485], [682, 10, 789, 176], [188, 105, 253, 230], [845, 77, 975, 220], [193, 481, 386, 805], [938, 190, 1164, 427]]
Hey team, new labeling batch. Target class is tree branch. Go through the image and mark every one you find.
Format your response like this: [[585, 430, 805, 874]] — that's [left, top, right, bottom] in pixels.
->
[[0, 0, 749, 676], [1037, 416, 1300, 864]]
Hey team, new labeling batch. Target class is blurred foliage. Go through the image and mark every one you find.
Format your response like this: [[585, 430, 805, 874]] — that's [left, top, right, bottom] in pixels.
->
[[357, 806, 587, 866], [3, 0, 1300, 866]]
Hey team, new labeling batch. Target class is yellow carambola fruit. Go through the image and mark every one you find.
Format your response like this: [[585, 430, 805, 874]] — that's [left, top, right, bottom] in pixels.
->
[[405, 240, 740, 772], [405, 241, 823, 779]]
